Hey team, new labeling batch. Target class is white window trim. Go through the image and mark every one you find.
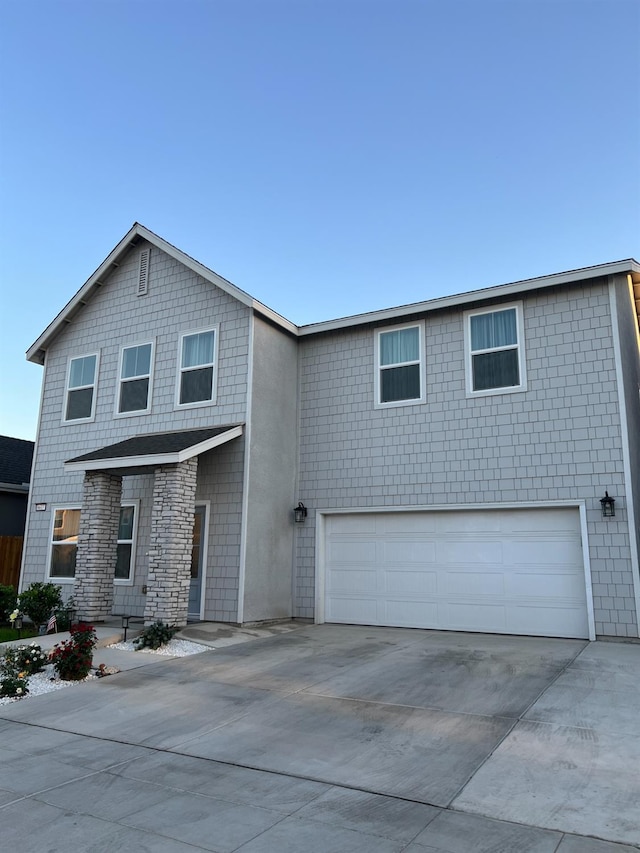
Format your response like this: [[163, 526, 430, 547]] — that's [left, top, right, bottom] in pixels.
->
[[114, 340, 155, 418], [114, 499, 139, 586], [175, 325, 219, 409], [374, 320, 426, 409], [62, 351, 100, 424], [464, 302, 527, 397], [47, 505, 80, 583]]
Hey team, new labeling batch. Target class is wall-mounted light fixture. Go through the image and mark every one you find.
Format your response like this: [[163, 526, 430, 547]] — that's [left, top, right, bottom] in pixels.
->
[[293, 501, 307, 523], [600, 491, 615, 518]]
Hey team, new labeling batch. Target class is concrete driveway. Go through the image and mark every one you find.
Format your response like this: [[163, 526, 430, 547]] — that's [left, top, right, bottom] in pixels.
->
[[0, 624, 638, 852]]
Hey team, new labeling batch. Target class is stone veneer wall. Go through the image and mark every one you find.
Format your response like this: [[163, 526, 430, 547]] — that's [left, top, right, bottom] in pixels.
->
[[74, 471, 123, 621], [144, 458, 198, 626]]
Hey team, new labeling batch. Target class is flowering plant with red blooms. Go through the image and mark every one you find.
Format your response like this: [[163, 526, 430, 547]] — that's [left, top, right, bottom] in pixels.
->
[[49, 623, 97, 681]]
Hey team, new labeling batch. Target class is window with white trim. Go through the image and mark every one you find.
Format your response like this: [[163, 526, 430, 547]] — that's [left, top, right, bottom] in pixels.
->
[[177, 328, 217, 406], [117, 343, 153, 414], [466, 304, 526, 394], [48, 504, 137, 581], [64, 354, 98, 421], [376, 322, 425, 406], [114, 503, 137, 582], [49, 508, 80, 579]]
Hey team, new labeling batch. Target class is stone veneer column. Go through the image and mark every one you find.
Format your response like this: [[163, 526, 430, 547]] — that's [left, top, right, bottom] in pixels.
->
[[144, 457, 198, 627], [74, 471, 123, 622]]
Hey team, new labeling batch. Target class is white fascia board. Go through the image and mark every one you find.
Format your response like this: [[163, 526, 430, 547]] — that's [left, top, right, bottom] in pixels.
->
[[299, 259, 640, 336], [64, 425, 243, 473]]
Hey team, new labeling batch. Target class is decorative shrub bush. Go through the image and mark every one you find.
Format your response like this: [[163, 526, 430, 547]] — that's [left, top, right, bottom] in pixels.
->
[[0, 670, 29, 698], [50, 623, 97, 681], [134, 620, 178, 650], [18, 582, 63, 627], [0, 645, 41, 698], [11, 642, 48, 675], [0, 584, 18, 623]]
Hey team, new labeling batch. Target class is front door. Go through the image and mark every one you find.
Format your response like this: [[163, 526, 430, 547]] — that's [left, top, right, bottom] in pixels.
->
[[188, 505, 206, 620]]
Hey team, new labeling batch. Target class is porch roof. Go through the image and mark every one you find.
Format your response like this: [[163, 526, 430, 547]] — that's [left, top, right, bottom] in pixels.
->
[[64, 425, 244, 472]]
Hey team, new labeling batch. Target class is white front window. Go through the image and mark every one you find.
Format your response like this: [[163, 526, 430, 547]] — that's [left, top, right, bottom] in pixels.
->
[[64, 353, 99, 422], [114, 502, 137, 583], [375, 322, 425, 407], [49, 508, 80, 579], [177, 328, 218, 406], [117, 343, 154, 414]]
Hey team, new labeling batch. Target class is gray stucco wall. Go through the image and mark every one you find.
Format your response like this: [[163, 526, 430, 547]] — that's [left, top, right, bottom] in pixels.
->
[[242, 316, 298, 623], [22, 241, 251, 615], [295, 278, 638, 638]]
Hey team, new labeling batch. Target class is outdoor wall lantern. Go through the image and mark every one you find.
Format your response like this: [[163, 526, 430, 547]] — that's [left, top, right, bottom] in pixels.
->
[[293, 502, 308, 523], [600, 491, 616, 518]]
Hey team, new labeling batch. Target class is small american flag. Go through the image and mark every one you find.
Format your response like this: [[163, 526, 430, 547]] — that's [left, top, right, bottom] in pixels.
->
[[47, 613, 57, 633]]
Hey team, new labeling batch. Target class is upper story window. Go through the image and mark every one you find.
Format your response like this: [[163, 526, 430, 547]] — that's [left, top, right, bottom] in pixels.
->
[[64, 353, 98, 422], [375, 322, 425, 407], [465, 303, 526, 396], [117, 342, 154, 415], [177, 327, 218, 406]]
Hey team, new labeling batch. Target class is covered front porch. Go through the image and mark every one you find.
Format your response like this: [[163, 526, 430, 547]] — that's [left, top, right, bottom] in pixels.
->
[[64, 426, 243, 627]]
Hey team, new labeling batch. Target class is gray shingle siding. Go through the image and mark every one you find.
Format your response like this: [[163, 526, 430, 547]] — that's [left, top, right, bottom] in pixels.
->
[[295, 279, 637, 637], [21, 241, 251, 615]]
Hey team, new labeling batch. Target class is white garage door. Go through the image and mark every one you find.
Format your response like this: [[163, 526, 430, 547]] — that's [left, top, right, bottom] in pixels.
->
[[324, 508, 589, 639]]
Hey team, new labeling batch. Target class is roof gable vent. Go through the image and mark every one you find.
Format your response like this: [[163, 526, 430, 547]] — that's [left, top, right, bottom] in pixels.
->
[[137, 248, 150, 296]]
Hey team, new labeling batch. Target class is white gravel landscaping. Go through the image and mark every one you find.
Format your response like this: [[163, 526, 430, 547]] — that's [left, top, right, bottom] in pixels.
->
[[0, 639, 209, 705], [108, 639, 209, 656]]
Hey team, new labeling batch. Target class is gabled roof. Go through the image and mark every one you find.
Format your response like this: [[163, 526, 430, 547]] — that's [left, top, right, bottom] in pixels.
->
[[0, 436, 34, 491], [26, 223, 297, 364], [26, 221, 640, 363]]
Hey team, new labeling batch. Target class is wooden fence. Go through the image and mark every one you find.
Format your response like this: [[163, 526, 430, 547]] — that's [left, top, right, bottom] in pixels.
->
[[0, 537, 23, 588]]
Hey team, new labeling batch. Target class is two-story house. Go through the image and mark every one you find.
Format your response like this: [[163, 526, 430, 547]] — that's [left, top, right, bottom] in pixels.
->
[[19, 224, 640, 641]]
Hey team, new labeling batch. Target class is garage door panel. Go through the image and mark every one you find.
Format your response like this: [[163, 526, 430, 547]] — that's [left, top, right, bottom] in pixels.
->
[[327, 597, 378, 623], [509, 571, 585, 599], [384, 599, 440, 627], [446, 601, 509, 632], [441, 570, 505, 596], [506, 603, 588, 638], [437, 540, 503, 565], [383, 541, 436, 563], [503, 540, 581, 565], [384, 570, 438, 594], [328, 569, 377, 593], [324, 508, 589, 639], [328, 541, 377, 563], [382, 514, 439, 534]]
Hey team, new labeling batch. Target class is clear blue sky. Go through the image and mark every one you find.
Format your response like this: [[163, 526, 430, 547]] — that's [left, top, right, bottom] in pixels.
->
[[1, 0, 638, 441]]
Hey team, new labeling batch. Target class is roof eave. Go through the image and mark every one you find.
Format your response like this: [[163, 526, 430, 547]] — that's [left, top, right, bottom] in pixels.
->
[[298, 259, 640, 336]]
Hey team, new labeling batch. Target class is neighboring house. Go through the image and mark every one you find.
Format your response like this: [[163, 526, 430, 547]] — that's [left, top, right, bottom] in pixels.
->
[[19, 223, 640, 641], [0, 435, 34, 586]]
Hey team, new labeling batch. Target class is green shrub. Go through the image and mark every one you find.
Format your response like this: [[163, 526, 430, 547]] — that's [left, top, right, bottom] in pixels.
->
[[18, 582, 63, 627], [0, 584, 17, 623], [134, 620, 178, 650], [50, 623, 97, 681], [11, 642, 48, 675]]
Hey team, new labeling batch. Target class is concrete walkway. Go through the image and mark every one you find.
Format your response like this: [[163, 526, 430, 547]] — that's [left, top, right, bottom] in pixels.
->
[[0, 624, 638, 852]]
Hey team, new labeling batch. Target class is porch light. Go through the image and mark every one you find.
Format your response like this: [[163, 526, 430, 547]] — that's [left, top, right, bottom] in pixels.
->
[[600, 491, 615, 518], [293, 502, 307, 523]]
